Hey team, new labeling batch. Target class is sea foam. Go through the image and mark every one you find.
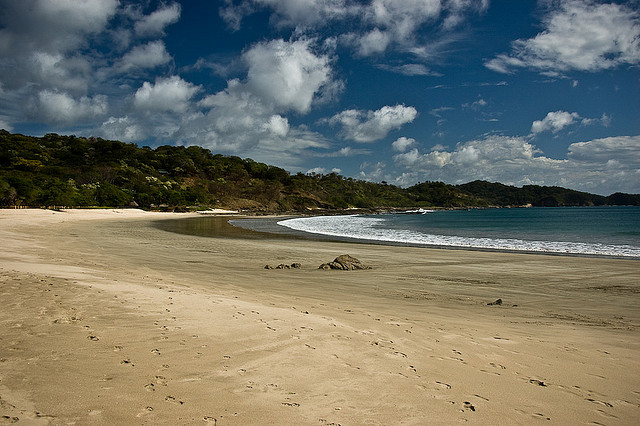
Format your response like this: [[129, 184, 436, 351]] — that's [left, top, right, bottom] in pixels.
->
[[277, 215, 640, 258]]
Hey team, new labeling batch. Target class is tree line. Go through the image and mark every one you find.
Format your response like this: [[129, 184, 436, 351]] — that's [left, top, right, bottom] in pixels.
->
[[1, 130, 638, 211]]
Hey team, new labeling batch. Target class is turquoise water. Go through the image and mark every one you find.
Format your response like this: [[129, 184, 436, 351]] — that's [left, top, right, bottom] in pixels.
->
[[276, 206, 640, 257]]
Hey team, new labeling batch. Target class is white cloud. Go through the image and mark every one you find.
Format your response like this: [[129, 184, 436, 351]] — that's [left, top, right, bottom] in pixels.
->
[[350, 28, 392, 56], [220, 0, 356, 30], [462, 97, 487, 110], [530, 110, 611, 135], [315, 146, 373, 157], [392, 136, 417, 152], [167, 38, 340, 167], [33, 90, 107, 125], [359, 161, 388, 181], [306, 167, 342, 175], [262, 115, 290, 137], [99, 115, 146, 141], [568, 135, 640, 164], [391, 134, 640, 194], [222, 0, 489, 60], [148, 38, 341, 168], [244, 38, 337, 114], [0, 0, 183, 130], [329, 105, 418, 142], [120, 41, 172, 71], [531, 110, 581, 134], [134, 3, 181, 37], [27, 52, 92, 95], [133, 76, 201, 113], [377, 63, 441, 76], [0, 0, 119, 56], [486, 0, 640, 74], [0, 116, 13, 132]]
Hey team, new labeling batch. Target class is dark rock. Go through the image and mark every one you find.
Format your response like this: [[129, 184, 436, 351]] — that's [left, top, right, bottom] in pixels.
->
[[319, 254, 371, 270], [266, 263, 302, 269], [487, 298, 502, 306]]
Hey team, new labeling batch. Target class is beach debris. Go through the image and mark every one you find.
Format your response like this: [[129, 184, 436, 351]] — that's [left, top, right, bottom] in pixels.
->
[[529, 379, 547, 387], [264, 263, 302, 269], [487, 298, 503, 306], [319, 254, 371, 270], [463, 401, 476, 412]]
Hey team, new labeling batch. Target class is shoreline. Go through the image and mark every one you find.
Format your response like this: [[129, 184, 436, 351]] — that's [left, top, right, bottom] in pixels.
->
[[152, 213, 640, 261], [1, 209, 639, 424]]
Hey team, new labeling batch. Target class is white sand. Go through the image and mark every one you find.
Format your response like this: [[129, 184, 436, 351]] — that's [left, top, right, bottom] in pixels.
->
[[1, 209, 638, 424]]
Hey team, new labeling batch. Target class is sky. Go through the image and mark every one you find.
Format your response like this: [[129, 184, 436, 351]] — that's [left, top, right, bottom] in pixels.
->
[[0, 0, 639, 195]]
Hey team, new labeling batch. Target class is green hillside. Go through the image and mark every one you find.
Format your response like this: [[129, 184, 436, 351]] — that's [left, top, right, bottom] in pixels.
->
[[1, 131, 638, 211]]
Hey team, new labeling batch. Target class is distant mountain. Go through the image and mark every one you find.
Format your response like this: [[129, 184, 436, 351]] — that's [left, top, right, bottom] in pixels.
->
[[1, 131, 638, 210]]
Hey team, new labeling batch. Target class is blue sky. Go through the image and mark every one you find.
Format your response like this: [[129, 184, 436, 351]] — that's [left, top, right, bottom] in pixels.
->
[[1, 0, 639, 195]]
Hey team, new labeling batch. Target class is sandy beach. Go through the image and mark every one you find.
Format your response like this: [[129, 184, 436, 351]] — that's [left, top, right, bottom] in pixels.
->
[[1, 209, 639, 425]]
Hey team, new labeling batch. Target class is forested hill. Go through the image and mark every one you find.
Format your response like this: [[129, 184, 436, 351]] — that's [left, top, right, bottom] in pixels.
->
[[1, 131, 638, 211]]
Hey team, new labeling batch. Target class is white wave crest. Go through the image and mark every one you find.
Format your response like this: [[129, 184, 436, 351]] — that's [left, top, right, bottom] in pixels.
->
[[277, 215, 640, 257]]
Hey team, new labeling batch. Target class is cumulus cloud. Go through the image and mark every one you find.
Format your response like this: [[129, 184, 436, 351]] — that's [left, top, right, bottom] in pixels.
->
[[25, 52, 93, 95], [531, 110, 581, 134], [0, 0, 185, 131], [133, 76, 201, 113], [32, 90, 107, 125], [530, 110, 610, 135], [161, 38, 338, 166], [392, 136, 417, 152], [349, 28, 392, 56], [329, 105, 418, 142], [0, 0, 117, 96], [134, 3, 181, 37], [99, 115, 146, 141], [390, 134, 640, 194], [486, 0, 640, 74], [243, 38, 338, 114], [0, 0, 119, 56], [568, 135, 640, 164], [120, 41, 172, 71]]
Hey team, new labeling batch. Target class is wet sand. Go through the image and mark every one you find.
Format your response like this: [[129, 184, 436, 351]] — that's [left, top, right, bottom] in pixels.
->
[[1, 209, 639, 425]]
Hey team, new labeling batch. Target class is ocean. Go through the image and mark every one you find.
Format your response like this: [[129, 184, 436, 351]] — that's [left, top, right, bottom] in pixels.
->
[[273, 206, 640, 258]]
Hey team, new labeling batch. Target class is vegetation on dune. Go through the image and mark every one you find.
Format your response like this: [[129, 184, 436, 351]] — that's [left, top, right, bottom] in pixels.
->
[[1, 130, 638, 211]]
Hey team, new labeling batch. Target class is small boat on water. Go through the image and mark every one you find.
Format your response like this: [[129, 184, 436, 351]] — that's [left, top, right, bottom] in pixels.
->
[[399, 208, 434, 215]]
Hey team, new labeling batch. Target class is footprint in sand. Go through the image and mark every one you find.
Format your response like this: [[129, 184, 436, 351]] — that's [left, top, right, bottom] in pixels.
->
[[165, 396, 184, 405], [462, 401, 476, 412], [135, 406, 154, 418]]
